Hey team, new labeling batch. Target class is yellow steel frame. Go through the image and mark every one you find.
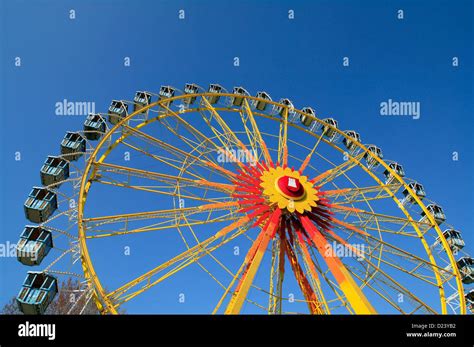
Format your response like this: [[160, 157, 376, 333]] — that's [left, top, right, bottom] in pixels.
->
[[76, 92, 465, 314]]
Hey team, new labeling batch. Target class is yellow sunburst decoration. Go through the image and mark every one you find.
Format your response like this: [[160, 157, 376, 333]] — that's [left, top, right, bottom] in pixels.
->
[[260, 166, 319, 213]]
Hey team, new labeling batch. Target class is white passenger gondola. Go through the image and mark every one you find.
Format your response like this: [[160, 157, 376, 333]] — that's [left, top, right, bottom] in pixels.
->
[[133, 91, 152, 113], [321, 118, 339, 140], [16, 272, 58, 315], [83, 113, 106, 140], [456, 257, 474, 284], [343, 131, 361, 154], [17, 226, 53, 266], [274, 98, 295, 120], [364, 145, 383, 169], [40, 156, 70, 187], [253, 91, 272, 111], [231, 86, 250, 106], [183, 83, 199, 105], [60, 132, 86, 161], [158, 86, 175, 107], [108, 100, 128, 125], [207, 84, 223, 104], [419, 203, 446, 225], [24, 187, 57, 223], [402, 182, 426, 204], [300, 107, 315, 127], [466, 289, 474, 313], [435, 229, 465, 253], [384, 162, 405, 184]]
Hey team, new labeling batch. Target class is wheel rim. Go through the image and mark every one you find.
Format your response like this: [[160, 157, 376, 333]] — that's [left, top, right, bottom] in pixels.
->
[[72, 92, 465, 314]]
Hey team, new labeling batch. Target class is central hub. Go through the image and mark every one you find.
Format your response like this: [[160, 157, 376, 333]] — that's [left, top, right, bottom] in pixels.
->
[[276, 175, 305, 200], [259, 166, 318, 213]]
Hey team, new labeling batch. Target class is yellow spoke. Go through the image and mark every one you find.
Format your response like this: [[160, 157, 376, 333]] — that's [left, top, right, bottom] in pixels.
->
[[86, 211, 238, 239], [323, 184, 402, 204], [294, 234, 329, 314], [319, 228, 437, 313], [83, 201, 240, 225], [283, 238, 325, 314], [225, 209, 282, 314], [156, 105, 228, 167], [108, 215, 253, 306], [330, 204, 431, 228], [200, 96, 256, 168], [277, 108, 289, 166], [300, 214, 377, 314], [311, 152, 366, 186], [94, 161, 234, 192], [267, 237, 284, 314], [122, 122, 241, 182], [329, 221, 455, 279], [120, 138, 236, 183], [94, 179, 229, 203], [241, 98, 272, 164], [299, 129, 326, 173], [158, 103, 225, 156], [213, 260, 248, 314]]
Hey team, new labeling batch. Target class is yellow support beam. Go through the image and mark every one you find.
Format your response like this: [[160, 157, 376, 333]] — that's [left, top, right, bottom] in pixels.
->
[[296, 232, 330, 314], [300, 215, 377, 314], [241, 99, 272, 165], [277, 107, 288, 165], [225, 209, 281, 314]]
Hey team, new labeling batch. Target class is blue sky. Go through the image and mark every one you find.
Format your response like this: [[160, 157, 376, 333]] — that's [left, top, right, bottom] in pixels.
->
[[0, 0, 472, 313]]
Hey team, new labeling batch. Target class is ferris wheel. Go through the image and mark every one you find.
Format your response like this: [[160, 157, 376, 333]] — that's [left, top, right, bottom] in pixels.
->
[[15, 84, 473, 315]]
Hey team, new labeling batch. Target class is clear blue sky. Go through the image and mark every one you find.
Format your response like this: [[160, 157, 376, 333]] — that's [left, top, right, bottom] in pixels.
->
[[0, 0, 472, 313]]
